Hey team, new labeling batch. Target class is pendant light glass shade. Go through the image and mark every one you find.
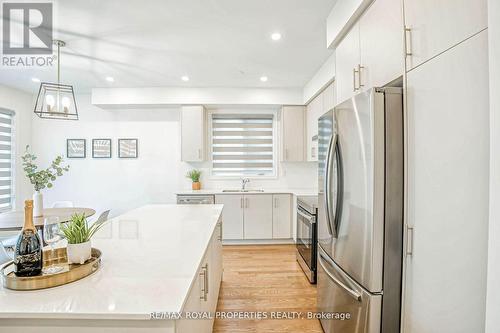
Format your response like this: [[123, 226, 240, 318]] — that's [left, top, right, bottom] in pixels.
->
[[33, 40, 78, 120]]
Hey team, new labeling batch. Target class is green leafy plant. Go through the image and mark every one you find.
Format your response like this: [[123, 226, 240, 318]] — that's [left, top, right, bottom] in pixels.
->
[[60, 213, 106, 244], [21, 145, 70, 192], [186, 169, 202, 182]]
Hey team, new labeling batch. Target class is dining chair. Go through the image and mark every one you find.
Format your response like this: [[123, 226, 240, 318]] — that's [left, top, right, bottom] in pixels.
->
[[0, 241, 13, 266], [52, 201, 74, 208], [0, 235, 17, 250], [94, 210, 111, 224]]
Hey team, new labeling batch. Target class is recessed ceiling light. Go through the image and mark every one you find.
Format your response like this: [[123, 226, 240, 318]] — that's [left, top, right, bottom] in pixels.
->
[[271, 32, 282, 41], [181, 75, 190, 82], [31, 77, 40, 83], [105, 76, 114, 82], [260, 76, 268, 82]]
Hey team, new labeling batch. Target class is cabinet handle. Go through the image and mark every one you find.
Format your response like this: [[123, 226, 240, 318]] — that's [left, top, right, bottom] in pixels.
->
[[199, 266, 207, 301], [353, 67, 359, 92], [204, 264, 209, 296], [240, 197, 243, 208], [358, 64, 364, 89], [406, 226, 414, 256], [311, 147, 316, 158], [405, 27, 413, 57], [218, 221, 222, 241]]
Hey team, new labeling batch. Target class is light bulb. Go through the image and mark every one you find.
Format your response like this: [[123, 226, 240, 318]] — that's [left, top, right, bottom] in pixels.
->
[[61, 96, 71, 114], [45, 94, 55, 112]]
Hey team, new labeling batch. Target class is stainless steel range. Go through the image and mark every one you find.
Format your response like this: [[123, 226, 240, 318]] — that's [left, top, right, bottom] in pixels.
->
[[296, 195, 318, 284]]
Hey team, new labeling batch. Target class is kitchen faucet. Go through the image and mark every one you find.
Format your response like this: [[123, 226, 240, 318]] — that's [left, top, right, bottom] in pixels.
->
[[241, 178, 250, 191]]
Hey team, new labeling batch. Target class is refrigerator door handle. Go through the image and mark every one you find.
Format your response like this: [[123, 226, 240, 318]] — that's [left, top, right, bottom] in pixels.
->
[[324, 133, 336, 236], [319, 251, 362, 302], [332, 139, 344, 237]]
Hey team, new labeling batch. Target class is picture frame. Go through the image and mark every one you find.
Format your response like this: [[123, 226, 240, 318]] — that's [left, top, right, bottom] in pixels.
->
[[67, 139, 86, 158], [92, 139, 112, 158], [118, 139, 138, 158]]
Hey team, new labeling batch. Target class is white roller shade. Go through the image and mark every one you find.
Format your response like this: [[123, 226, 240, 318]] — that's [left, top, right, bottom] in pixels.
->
[[0, 110, 12, 212], [212, 114, 274, 177]]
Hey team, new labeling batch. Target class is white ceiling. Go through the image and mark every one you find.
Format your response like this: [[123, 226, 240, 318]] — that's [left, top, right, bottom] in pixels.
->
[[0, 0, 336, 94]]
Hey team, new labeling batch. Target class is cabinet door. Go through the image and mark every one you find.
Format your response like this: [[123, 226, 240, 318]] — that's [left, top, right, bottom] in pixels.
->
[[208, 222, 222, 323], [243, 194, 273, 239], [404, 31, 489, 333], [281, 106, 305, 162], [176, 264, 204, 333], [360, 0, 403, 88], [272, 194, 292, 239], [322, 82, 335, 112], [181, 106, 205, 162], [215, 195, 244, 240], [335, 24, 360, 104], [306, 94, 322, 161], [404, 0, 487, 71]]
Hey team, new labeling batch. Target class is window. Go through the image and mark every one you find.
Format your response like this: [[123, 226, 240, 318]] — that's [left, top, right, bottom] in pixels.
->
[[0, 109, 13, 212], [211, 114, 275, 177]]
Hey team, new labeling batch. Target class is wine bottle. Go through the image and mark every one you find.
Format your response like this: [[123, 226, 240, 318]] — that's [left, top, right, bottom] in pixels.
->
[[14, 200, 43, 277]]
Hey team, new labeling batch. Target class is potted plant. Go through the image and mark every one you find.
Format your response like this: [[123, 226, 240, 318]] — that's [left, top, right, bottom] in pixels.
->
[[60, 213, 106, 264], [21, 145, 70, 217], [186, 169, 202, 190]]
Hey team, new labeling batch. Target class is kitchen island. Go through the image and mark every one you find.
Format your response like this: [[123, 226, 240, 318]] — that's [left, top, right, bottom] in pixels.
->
[[0, 204, 224, 333]]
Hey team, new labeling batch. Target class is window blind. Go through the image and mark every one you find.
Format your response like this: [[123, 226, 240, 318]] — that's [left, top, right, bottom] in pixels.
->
[[0, 110, 13, 212], [211, 114, 274, 177]]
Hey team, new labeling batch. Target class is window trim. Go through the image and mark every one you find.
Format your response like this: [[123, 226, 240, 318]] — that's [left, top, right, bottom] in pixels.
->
[[0, 108, 15, 213], [207, 109, 279, 180]]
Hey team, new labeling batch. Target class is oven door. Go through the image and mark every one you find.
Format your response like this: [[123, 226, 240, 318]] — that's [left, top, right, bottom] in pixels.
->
[[296, 206, 316, 271]]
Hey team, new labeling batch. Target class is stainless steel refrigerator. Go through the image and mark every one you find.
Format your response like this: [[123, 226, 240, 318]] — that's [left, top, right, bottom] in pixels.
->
[[317, 87, 404, 333]]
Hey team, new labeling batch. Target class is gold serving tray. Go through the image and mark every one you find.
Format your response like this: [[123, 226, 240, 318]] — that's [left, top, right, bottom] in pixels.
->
[[1, 247, 101, 291]]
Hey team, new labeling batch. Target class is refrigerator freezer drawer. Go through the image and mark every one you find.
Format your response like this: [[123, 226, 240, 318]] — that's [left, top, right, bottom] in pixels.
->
[[317, 248, 382, 333]]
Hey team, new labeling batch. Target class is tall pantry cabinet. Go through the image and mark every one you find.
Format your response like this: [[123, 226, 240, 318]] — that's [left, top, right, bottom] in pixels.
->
[[403, 0, 489, 332]]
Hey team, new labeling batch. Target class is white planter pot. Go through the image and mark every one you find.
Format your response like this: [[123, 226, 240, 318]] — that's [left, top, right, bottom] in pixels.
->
[[33, 191, 44, 217], [66, 241, 91, 264]]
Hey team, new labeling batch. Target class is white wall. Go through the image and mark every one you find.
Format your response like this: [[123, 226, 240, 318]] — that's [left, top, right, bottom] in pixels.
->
[[486, 0, 500, 331], [0, 85, 33, 210], [31, 95, 316, 217]]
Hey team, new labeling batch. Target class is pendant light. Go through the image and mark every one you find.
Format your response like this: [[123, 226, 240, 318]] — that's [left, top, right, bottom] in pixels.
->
[[34, 40, 78, 120]]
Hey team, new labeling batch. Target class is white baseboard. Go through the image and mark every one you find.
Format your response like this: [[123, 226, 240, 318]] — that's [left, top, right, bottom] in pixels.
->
[[222, 239, 295, 245]]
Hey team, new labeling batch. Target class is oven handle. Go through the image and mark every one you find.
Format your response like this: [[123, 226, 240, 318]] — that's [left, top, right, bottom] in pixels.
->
[[297, 209, 316, 224], [318, 251, 362, 302]]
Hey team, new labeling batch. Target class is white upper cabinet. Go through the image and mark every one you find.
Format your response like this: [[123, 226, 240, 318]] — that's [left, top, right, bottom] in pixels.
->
[[281, 106, 306, 162], [306, 94, 322, 162], [335, 24, 361, 104], [360, 0, 404, 87], [272, 194, 292, 239], [306, 82, 335, 162], [243, 194, 273, 239], [404, 0, 487, 71], [180, 106, 206, 162]]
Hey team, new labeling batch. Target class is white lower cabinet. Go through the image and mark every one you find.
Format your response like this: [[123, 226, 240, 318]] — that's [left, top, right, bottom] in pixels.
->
[[176, 219, 223, 333], [243, 194, 273, 239], [215, 195, 243, 239], [272, 194, 292, 239], [215, 193, 292, 241]]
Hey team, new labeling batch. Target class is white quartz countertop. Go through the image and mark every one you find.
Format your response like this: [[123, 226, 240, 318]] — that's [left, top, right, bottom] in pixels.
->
[[0, 204, 223, 320], [176, 188, 318, 196]]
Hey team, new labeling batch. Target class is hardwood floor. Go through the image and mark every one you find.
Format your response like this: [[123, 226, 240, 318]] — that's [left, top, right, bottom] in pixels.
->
[[213, 245, 323, 333]]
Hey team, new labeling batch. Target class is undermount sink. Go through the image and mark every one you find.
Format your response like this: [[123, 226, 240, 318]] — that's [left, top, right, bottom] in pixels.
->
[[222, 189, 265, 193]]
